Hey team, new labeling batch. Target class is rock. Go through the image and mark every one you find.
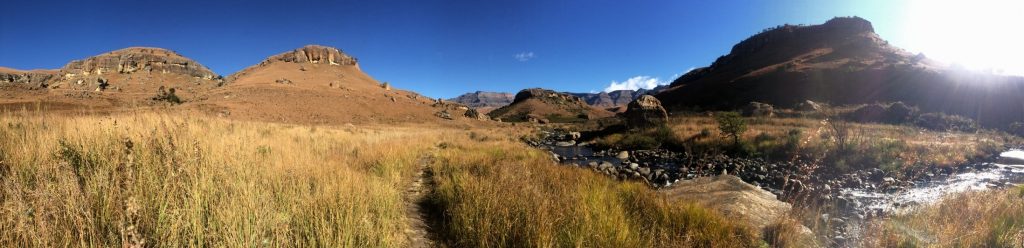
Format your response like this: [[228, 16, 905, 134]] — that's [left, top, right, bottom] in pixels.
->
[[997, 156, 1024, 165], [448, 91, 515, 109], [257, 45, 357, 66], [623, 95, 669, 129], [638, 167, 651, 176], [616, 151, 630, 160], [598, 162, 614, 171], [587, 161, 599, 167], [741, 102, 774, 117], [567, 132, 582, 140], [555, 141, 576, 147], [629, 163, 640, 170], [464, 108, 490, 120], [663, 175, 793, 233], [795, 100, 822, 112], [434, 110, 453, 120]]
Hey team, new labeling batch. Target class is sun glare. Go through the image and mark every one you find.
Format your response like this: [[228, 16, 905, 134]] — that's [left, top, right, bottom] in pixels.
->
[[902, 0, 1024, 75]]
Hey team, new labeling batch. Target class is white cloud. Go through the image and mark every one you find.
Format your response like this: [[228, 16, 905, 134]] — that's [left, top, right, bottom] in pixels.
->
[[514, 52, 535, 62], [603, 76, 669, 92]]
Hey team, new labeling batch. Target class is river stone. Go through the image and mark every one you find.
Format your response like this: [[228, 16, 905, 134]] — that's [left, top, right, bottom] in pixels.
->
[[616, 151, 630, 160], [555, 141, 576, 147], [629, 163, 640, 170], [663, 175, 794, 234]]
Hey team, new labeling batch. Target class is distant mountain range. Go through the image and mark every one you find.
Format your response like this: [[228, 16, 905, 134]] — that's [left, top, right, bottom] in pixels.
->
[[449, 85, 666, 112]]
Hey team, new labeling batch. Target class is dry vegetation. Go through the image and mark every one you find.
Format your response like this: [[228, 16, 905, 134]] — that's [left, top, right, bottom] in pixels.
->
[[0, 111, 757, 247], [661, 116, 1013, 171], [862, 186, 1024, 247], [427, 132, 758, 247], [0, 111, 447, 247]]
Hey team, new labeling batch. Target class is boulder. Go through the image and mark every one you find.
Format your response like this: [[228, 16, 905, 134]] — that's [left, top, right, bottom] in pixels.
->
[[623, 95, 668, 129], [464, 108, 489, 120], [741, 102, 774, 117], [616, 151, 630, 160], [662, 175, 793, 233], [434, 110, 453, 120], [795, 100, 821, 112]]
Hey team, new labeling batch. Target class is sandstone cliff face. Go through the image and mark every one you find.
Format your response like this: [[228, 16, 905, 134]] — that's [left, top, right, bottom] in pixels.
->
[[258, 45, 357, 66], [57, 47, 217, 80]]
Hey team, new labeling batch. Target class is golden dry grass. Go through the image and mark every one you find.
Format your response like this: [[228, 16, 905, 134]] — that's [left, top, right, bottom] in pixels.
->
[[665, 116, 1012, 168], [0, 111, 758, 247], [0, 111, 447, 247], [427, 133, 760, 247], [862, 188, 1024, 247]]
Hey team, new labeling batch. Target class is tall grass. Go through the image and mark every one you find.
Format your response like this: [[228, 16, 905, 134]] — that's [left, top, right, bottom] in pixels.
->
[[0, 112, 760, 247], [0, 112, 444, 247], [427, 133, 759, 247], [862, 188, 1024, 247]]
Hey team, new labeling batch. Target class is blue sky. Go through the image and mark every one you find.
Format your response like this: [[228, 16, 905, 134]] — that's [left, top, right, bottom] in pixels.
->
[[2, 0, 1018, 98]]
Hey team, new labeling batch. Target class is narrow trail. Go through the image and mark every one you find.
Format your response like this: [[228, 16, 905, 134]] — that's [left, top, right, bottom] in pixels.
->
[[402, 151, 438, 248]]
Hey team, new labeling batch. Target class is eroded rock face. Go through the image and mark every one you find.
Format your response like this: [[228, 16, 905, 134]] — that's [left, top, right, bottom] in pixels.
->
[[0, 68, 56, 89], [662, 175, 793, 233], [259, 45, 357, 66], [623, 95, 668, 129], [449, 91, 515, 108], [58, 47, 217, 80]]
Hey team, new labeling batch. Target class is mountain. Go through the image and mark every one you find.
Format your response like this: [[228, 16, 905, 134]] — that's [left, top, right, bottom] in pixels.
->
[[448, 91, 514, 113], [655, 16, 1024, 128], [451, 86, 666, 112], [202, 45, 457, 124], [487, 88, 614, 122], [1, 47, 223, 108], [570, 86, 667, 110]]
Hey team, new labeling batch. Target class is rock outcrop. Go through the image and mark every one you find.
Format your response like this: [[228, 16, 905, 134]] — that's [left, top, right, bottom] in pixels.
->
[[256, 45, 357, 66], [623, 95, 668, 129], [662, 175, 793, 233], [57, 47, 217, 80], [0, 67, 56, 89]]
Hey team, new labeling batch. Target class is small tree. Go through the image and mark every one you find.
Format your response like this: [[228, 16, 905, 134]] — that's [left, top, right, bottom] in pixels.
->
[[716, 112, 747, 146], [828, 117, 853, 155]]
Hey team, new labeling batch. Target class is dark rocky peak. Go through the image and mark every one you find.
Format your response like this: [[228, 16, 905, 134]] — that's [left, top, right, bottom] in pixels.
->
[[448, 91, 514, 108], [259, 45, 357, 66], [59, 47, 217, 79]]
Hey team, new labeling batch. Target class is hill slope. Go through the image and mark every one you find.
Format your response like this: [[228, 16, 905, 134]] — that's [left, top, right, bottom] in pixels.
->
[[655, 17, 1024, 128], [1, 47, 222, 109], [202, 45, 455, 124]]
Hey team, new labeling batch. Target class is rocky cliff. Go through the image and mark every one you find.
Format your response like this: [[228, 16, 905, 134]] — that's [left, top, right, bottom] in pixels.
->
[[57, 47, 217, 80]]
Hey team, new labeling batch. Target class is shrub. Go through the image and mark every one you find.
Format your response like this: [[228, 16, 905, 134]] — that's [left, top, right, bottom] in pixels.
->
[[1009, 122, 1024, 137], [716, 112, 747, 146], [915, 113, 978, 132], [153, 86, 182, 104]]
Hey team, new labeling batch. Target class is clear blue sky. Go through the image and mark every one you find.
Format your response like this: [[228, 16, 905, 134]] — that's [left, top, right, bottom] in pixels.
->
[[0, 0, 972, 98]]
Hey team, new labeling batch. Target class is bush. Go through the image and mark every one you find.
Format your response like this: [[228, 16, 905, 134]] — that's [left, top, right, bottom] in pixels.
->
[[716, 112, 747, 146], [1009, 122, 1024, 137], [153, 86, 182, 104], [915, 113, 978, 132]]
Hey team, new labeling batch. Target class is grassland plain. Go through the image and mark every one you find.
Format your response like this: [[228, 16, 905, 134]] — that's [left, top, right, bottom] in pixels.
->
[[0, 111, 758, 247]]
